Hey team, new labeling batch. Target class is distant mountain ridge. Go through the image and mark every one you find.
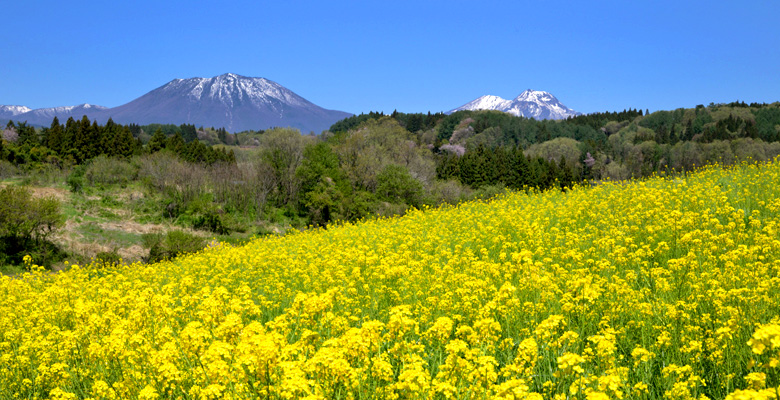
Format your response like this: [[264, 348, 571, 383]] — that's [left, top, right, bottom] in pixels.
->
[[450, 89, 580, 120], [2, 73, 352, 133], [0, 105, 33, 120], [16, 104, 108, 122]]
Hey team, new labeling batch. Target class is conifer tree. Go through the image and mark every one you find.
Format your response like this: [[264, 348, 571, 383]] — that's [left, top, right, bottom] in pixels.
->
[[112, 127, 136, 157], [47, 117, 64, 154], [165, 132, 185, 154], [217, 128, 227, 144], [147, 129, 167, 153], [62, 117, 78, 161], [16, 122, 38, 147], [180, 124, 198, 143], [505, 146, 530, 189]]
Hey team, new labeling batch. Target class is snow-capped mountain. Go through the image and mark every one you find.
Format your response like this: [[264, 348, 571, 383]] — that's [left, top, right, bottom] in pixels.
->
[[102, 73, 351, 133], [2, 73, 352, 133], [0, 105, 33, 120], [15, 104, 109, 123], [450, 90, 580, 120]]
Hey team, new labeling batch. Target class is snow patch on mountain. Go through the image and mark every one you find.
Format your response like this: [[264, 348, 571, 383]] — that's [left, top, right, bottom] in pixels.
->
[[457, 95, 512, 111], [161, 73, 309, 110]]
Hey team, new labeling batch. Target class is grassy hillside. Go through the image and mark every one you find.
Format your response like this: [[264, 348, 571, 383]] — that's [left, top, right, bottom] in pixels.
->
[[2, 160, 780, 399]]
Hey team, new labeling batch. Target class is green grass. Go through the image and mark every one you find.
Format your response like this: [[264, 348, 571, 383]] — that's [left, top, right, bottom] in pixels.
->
[[75, 222, 145, 248]]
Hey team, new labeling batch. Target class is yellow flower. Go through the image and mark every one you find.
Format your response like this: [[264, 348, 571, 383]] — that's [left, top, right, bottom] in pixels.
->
[[748, 324, 780, 355], [557, 352, 585, 376], [744, 372, 766, 390], [138, 385, 159, 400]]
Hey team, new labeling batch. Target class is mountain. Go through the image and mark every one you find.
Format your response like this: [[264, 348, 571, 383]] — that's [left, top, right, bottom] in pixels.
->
[[3, 73, 352, 133], [450, 90, 580, 120], [16, 104, 109, 123], [101, 73, 352, 133], [0, 105, 32, 120]]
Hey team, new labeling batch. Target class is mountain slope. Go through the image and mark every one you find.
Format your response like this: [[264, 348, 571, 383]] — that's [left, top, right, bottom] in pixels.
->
[[102, 73, 352, 133], [450, 89, 580, 120]]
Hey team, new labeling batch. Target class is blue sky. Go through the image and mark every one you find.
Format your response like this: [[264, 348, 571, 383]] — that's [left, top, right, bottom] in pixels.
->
[[1, 1, 779, 115]]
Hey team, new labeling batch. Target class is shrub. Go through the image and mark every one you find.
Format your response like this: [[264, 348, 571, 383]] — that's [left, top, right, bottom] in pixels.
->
[[470, 183, 508, 201], [0, 186, 63, 241], [142, 231, 205, 263], [0, 185, 66, 267], [66, 165, 87, 193], [375, 164, 424, 207], [192, 211, 230, 235], [84, 155, 139, 187], [0, 160, 18, 179]]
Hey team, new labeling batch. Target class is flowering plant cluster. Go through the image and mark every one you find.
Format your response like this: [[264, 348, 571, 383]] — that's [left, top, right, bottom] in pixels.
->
[[2, 160, 780, 399]]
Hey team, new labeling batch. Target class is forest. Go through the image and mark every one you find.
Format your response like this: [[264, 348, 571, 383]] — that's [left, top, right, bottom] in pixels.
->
[[2, 100, 780, 271]]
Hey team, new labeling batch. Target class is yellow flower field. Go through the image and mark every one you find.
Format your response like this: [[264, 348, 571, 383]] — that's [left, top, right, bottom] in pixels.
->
[[2, 161, 780, 400]]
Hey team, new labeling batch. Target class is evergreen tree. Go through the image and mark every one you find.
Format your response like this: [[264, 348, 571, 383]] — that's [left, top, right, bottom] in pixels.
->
[[127, 123, 141, 138], [68, 116, 92, 163], [505, 146, 531, 189], [16, 122, 38, 147], [557, 156, 575, 190], [62, 117, 78, 161], [101, 118, 118, 156], [435, 153, 460, 180], [84, 120, 102, 160], [147, 129, 167, 153], [47, 117, 64, 154], [180, 124, 198, 143], [166, 132, 185, 154], [217, 128, 227, 144], [112, 127, 137, 157], [183, 140, 207, 163]]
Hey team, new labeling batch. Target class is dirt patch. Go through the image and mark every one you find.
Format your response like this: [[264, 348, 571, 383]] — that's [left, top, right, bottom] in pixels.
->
[[52, 218, 211, 263], [97, 221, 208, 237], [98, 221, 167, 235], [118, 245, 147, 261], [30, 186, 70, 202], [115, 190, 145, 202], [0, 184, 70, 202]]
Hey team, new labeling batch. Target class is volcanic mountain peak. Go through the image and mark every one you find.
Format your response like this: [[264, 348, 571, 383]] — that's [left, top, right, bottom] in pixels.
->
[[450, 89, 580, 120]]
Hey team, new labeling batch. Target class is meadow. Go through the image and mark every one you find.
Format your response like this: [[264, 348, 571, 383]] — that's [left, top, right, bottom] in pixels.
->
[[1, 160, 779, 400]]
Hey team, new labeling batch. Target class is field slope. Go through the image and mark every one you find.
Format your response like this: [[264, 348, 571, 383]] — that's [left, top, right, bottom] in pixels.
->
[[2, 161, 780, 399]]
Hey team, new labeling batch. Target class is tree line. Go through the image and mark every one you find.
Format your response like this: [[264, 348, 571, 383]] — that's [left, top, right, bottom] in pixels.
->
[[2, 116, 235, 167]]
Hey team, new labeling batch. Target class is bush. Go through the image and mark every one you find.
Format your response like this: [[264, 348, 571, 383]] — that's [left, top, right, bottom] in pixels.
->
[[142, 231, 205, 263], [192, 211, 230, 235], [66, 165, 87, 193], [0, 185, 66, 267], [470, 183, 508, 201], [84, 155, 139, 187], [375, 164, 424, 207], [0, 160, 19, 179], [428, 179, 472, 205], [0, 185, 63, 241]]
